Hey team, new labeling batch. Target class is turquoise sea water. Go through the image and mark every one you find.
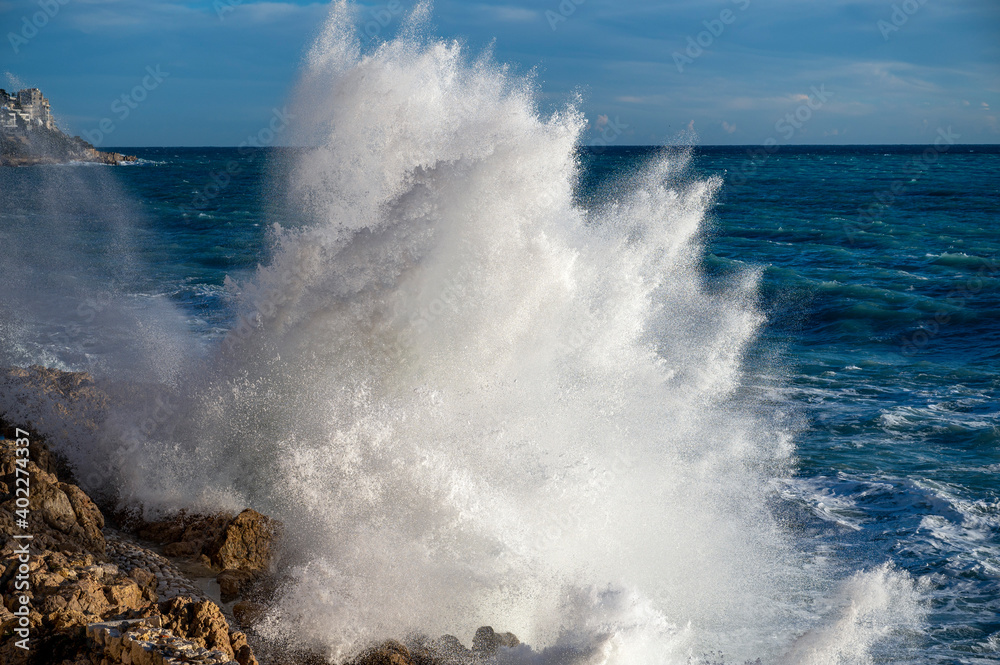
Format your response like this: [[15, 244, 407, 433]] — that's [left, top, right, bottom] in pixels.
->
[[1, 145, 998, 662]]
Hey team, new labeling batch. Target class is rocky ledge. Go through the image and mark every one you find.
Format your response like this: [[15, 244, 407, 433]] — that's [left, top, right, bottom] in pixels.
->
[[1, 129, 136, 167], [0, 368, 523, 665], [0, 423, 259, 665]]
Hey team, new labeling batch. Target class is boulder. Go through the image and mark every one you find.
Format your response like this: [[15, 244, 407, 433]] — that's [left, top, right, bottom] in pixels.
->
[[351, 639, 415, 665], [207, 509, 280, 573], [0, 411, 263, 665], [158, 595, 239, 659], [472, 625, 520, 656], [134, 507, 280, 574], [217, 568, 258, 602], [408, 634, 471, 665], [137, 511, 233, 560], [0, 438, 105, 556], [232, 600, 266, 628]]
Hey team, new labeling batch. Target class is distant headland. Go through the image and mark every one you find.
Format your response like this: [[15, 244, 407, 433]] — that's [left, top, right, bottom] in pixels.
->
[[0, 88, 137, 167]]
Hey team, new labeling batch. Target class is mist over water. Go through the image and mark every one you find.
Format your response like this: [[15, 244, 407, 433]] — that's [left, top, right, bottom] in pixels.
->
[[0, 164, 196, 394], [0, 2, 929, 663]]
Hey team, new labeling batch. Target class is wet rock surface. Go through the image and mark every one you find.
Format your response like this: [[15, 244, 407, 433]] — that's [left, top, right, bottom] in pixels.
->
[[0, 419, 260, 665], [2, 370, 525, 665], [132, 508, 280, 577], [208, 510, 279, 573]]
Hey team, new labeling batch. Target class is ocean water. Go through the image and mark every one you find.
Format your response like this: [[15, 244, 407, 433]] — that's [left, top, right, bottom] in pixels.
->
[[1, 8, 999, 665]]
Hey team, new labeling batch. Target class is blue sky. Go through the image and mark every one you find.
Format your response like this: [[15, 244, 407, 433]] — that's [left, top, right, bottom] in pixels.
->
[[2, 0, 998, 146]]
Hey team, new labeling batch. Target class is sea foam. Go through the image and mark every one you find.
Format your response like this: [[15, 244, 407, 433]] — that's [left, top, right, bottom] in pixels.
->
[[0, 2, 927, 663]]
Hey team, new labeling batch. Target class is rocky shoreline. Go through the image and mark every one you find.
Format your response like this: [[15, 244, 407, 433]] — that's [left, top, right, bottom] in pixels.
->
[[0, 368, 522, 665], [0, 424, 264, 665], [1, 130, 137, 167]]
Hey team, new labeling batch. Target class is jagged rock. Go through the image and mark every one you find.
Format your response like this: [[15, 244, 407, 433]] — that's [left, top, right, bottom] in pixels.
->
[[471, 625, 520, 656], [0, 366, 109, 449], [137, 511, 234, 561], [158, 595, 239, 659], [61, 483, 105, 550], [409, 634, 472, 665], [207, 509, 280, 573], [231, 630, 260, 665], [232, 600, 266, 628], [351, 639, 415, 665], [0, 438, 105, 556], [35, 479, 77, 532], [133, 508, 280, 577], [217, 568, 258, 602], [0, 410, 263, 665], [128, 568, 159, 601], [136, 515, 190, 545], [87, 618, 240, 665]]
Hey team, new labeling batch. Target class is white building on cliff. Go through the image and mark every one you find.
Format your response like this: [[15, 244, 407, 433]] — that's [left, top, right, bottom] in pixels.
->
[[0, 88, 57, 131]]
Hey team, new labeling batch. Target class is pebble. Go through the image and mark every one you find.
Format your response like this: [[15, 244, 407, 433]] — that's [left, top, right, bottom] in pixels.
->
[[105, 530, 209, 602]]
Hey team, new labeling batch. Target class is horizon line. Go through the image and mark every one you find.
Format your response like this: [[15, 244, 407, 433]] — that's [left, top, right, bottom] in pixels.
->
[[96, 143, 1000, 150]]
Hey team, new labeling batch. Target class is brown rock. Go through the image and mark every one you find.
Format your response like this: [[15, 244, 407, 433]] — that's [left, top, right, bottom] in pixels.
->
[[137, 511, 234, 561], [159, 596, 236, 659], [217, 567, 258, 602], [207, 509, 279, 572], [236, 643, 261, 665], [60, 482, 105, 547], [181, 513, 233, 546], [136, 515, 189, 544], [0, 366, 109, 456], [232, 600, 266, 628], [128, 568, 158, 601], [407, 635, 461, 665], [35, 481, 77, 532], [1, 370, 266, 665], [61, 577, 112, 617], [472, 625, 520, 655], [103, 579, 146, 611], [231, 631, 260, 665], [0, 437, 106, 556], [351, 640, 415, 665]]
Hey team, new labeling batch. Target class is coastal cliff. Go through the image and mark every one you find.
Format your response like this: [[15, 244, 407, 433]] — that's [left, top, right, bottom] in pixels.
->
[[1, 88, 136, 167], [0, 128, 137, 167]]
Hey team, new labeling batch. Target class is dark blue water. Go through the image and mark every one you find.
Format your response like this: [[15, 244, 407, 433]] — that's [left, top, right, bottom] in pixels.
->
[[1, 145, 997, 662]]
